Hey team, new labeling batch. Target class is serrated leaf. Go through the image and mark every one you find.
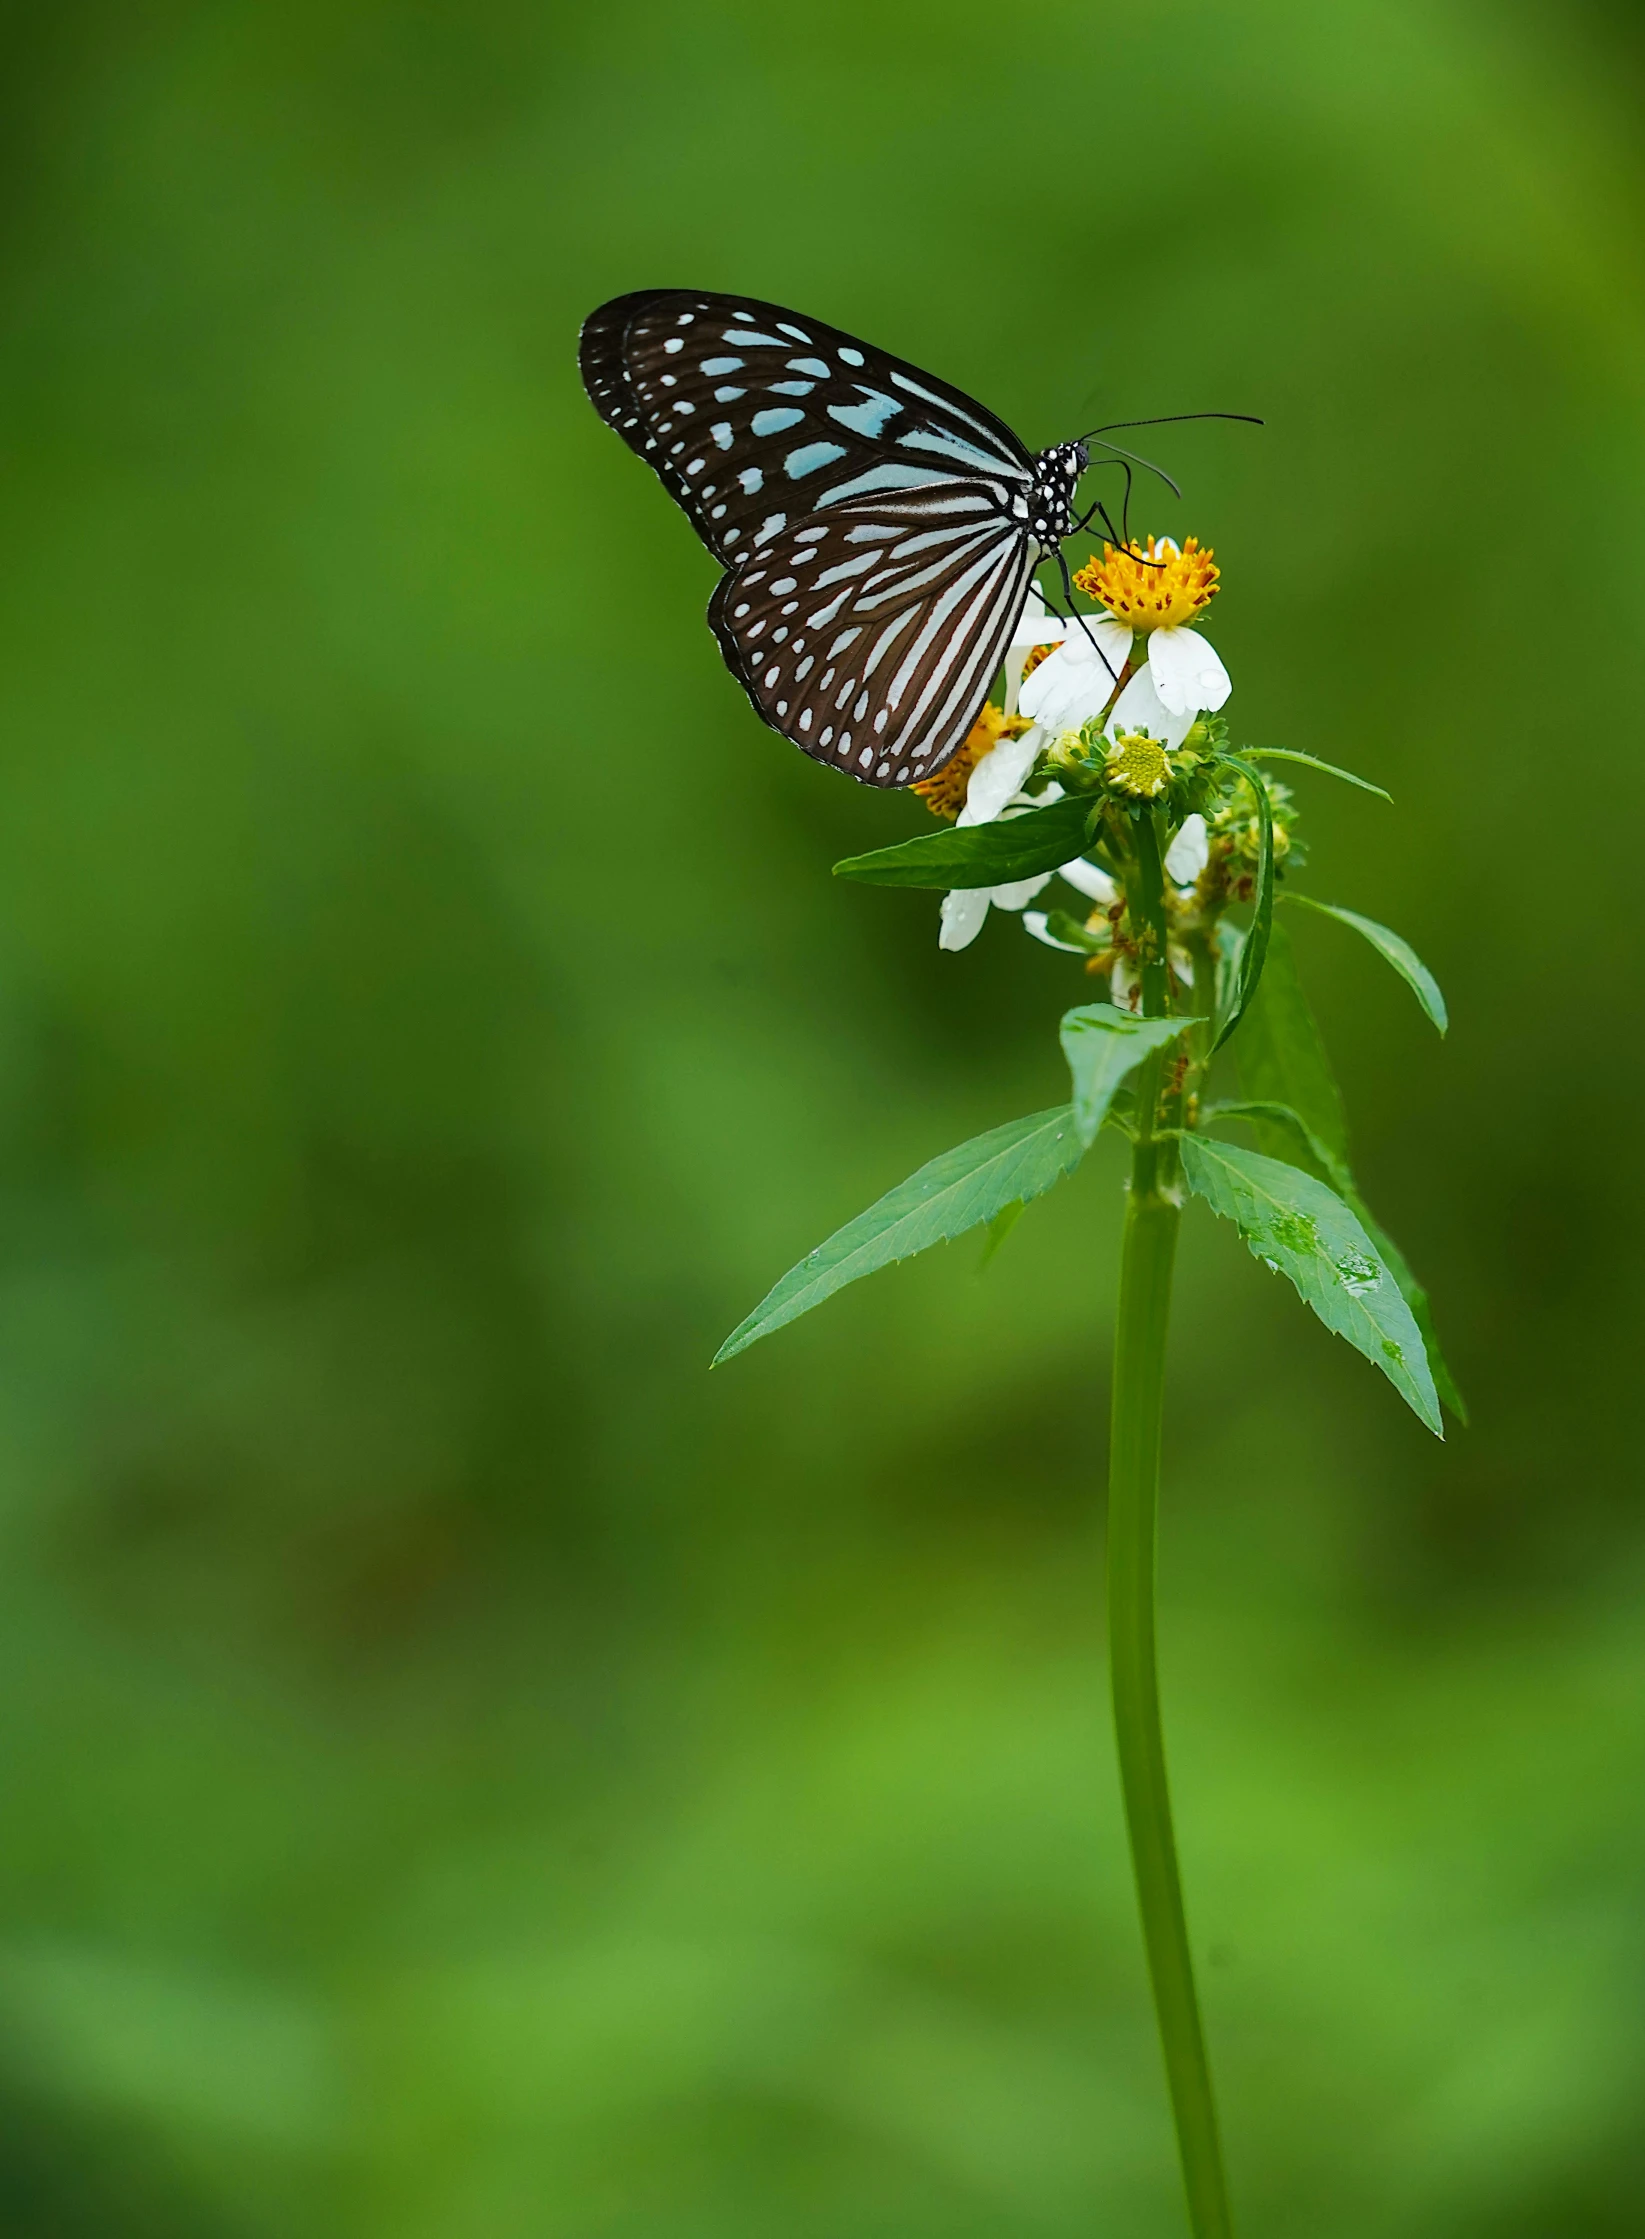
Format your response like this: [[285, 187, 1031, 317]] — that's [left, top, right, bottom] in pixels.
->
[[1181, 1134, 1442, 1435], [1232, 921, 1350, 1173], [1207, 1095, 1467, 1416], [1212, 755, 1274, 1052], [1283, 894, 1448, 1034], [1233, 928, 1465, 1423], [1243, 749, 1393, 802], [833, 795, 1094, 889], [1060, 1002, 1200, 1148], [1350, 1203, 1469, 1426], [714, 1106, 1086, 1365], [1203, 1099, 1352, 1193], [978, 1200, 1026, 1268]]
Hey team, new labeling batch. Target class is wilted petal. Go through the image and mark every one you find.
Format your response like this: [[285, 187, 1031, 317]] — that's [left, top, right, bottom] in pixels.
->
[[1018, 618, 1134, 732], [1147, 624, 1231, 716], [938, 888, 991, 951], [1164, 812, 1209, 885], [959, 726, 1044, 825]]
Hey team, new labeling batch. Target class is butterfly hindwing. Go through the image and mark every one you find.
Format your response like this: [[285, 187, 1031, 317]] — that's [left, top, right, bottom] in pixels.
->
[[706, 488, 1036, 788]]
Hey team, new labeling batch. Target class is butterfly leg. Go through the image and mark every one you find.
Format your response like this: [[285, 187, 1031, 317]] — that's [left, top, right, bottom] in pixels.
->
[[1052, 547, 1122, 680]]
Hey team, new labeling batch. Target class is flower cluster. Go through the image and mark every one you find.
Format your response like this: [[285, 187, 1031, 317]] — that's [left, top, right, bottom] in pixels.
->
[[925, 535, 1240, 964]]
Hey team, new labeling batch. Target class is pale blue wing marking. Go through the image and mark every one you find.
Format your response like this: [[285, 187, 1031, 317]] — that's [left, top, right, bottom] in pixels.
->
[[752, 408, 806, 436], [785, 442, 850, 479], [828, 393, 903, 438]]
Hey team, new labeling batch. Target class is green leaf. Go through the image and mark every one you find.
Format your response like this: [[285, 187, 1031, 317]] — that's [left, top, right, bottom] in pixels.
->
[[1181, 1134, 1442, 1436], [1211, 754, 1274, 1052], [1350, 1204, 1470, 1426], [833, 795, 1093, 890], [1242, 748, 1393, 802], [1042, 909, 1109, 955], [713, 1106, 1086, 1365], [1282, 893, 1448, 1035], [1233, 926, 1466, 1423], [1232, 920, 1351, 1174], [1060, 1002, 1200, 1148], [978, 1200, 1026, 1268], [1203, 1098, 1352, 1193], [1211, 1099, 1467, 1419]]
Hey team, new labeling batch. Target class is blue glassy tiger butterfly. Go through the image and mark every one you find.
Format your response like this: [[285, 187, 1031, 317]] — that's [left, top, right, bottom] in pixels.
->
[[580, 289, 1117, 792]]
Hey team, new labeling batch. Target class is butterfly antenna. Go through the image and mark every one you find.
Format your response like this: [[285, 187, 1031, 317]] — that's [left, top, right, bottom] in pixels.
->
[[1069, 457, 1168, 567], [1090, 440, 1182, 501], [1082, 410, 1264, 439]]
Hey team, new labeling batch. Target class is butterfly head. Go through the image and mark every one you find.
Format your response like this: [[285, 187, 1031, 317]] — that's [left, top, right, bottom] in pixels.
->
[[1028, 441, 1089, 551]]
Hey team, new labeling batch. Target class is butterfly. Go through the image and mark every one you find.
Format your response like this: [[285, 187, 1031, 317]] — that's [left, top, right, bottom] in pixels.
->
[[579, 289, 1097, 791]]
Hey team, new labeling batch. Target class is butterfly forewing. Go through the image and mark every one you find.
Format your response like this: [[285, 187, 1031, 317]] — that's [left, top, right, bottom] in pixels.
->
[[580, 289, 1046, 785], [707, 490, 1037, 786]]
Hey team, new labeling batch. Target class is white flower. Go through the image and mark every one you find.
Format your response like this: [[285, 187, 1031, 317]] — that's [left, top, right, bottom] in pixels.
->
[[1103, 663, 1199, 754], [1022, 910, 1091, 953], [1017, 616, 1135, 733], [937, 739, 1061, 952], [1147, 618, 1231, 718], [1165, 812, 1209, 886], [1071, 533, 1233, 719], [1058, 856, 1118, 905], [958, 724, 1043, 825], [1002, 587, 1069, 718]]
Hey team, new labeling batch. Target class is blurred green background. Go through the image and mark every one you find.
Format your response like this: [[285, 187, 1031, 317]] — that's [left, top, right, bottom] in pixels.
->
[[0, 0, 1642, 2232]]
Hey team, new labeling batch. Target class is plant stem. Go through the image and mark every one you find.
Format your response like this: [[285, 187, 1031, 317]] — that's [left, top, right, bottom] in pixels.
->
[[1108, 808, 1234, 2238]]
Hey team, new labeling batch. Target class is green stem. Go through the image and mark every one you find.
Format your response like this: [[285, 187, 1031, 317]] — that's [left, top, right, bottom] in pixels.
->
[[1108, 809, 1234, 2239]]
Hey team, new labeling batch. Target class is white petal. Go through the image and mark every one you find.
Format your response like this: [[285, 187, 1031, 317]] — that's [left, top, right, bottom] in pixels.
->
[[1017, 619, 1134, 732], [938, 889, 990, 951], [989, 871, 1053, 912], [1022, 910, 1087, 953], [1005, 596, 1069, 654], [1058, 856, 1117, 904], [1004, 591, 1067, 715], [958, 726, 1043, 825], [1147, 625, 1232, 717], [1111, 956, 1139, 1009], [1164, 811, 1209, 885], [1105, 664, 1197, 752]]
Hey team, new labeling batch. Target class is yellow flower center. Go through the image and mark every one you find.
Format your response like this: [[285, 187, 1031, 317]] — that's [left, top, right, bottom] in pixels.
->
[[913, 703, 1030, 819], [1105, 730, 1172, 799], [1074, 535, 1219, 633]]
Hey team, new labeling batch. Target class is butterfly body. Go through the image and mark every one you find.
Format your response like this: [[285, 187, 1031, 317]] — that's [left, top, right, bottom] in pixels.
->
[[580, 289, 1087, 788]]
